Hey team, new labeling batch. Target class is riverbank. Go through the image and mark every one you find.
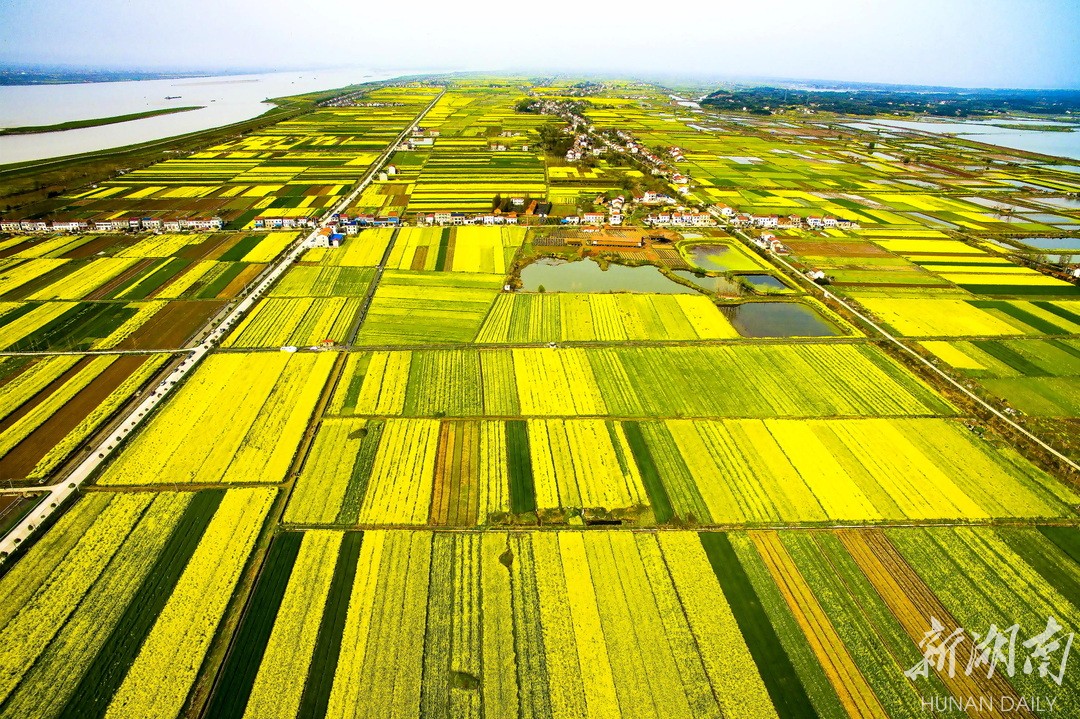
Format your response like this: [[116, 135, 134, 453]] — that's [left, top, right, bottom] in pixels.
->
[[0, 106, 203, 135], [0, 68, 406, 164]]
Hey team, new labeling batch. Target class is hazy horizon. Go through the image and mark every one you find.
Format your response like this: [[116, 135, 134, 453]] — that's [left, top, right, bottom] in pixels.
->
[[1, 0, 1079, 91]]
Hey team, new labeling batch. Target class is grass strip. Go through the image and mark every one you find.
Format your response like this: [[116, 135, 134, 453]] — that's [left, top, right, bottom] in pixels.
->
[[296, 531, 364, 719], [699, 532, 819, 719], [202, 531, 304, 719], [622, 421, 672, 523], [506, 420, 536, 514]]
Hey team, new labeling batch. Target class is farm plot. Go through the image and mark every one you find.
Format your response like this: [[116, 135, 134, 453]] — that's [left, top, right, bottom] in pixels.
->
[[0, 353, 167, 481], [203, 529, 778, 719], [353, 271, 502, 346], [328, 344, 953, 419], [48, 88, 438, 229], [0, 258, 72, 298], [268, 266, 374, 297], [885, 526, 1080, 712], [302, 228, 395, 267], [99, 352, 334, 485], [474, 292, 738, 343], [387, 226, 526, 273], [747, 530, 949, 719], [284, 417, 1073, 527], [857, 297, 1080, 337], [0, 300, 157, 352], [223, 297, 361, 348], [921, 338, 1080, 416], [19, 258, 146, 301], [0, 488, 274, 719]]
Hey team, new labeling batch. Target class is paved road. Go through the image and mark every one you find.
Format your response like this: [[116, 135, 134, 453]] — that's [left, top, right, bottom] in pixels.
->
[[0, 348, 194, 358], [0, 88, 446, 561]]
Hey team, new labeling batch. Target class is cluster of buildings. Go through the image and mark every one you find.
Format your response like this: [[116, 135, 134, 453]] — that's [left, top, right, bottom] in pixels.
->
[[397, 126, 439, 151], [642, 210, 716, 227], [752, 232, 790, 255], [635, 190, 677, 205], [590, 194, 627, 225], [310, 227, 345, 248], [323, 212, 401, 233], [610, 131, 692, 193], [252, 216, 317, 230], [718, 207, 860, 231], [1, 216, 223, 234], [564, 131, 607, 162], [408, 199, 555, 227]]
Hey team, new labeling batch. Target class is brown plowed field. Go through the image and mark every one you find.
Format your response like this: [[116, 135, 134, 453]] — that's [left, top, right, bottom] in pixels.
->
[[115, 299, 225, 349], [0, 354, 150, 480]]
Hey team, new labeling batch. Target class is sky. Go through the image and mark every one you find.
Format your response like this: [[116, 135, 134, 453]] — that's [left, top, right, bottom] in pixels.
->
[[1, 0, 1079, 89]]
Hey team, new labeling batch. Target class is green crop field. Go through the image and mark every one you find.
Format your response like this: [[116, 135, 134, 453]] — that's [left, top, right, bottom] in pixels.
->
[[2, 74, 1080, 719]]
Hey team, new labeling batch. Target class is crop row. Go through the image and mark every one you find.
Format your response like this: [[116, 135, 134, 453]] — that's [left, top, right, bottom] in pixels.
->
[[205, 529, 777, 719], [100, 353, 334, 485], [284, 417, 1073, 527], [223, 297, 361, 348], [329, 345, 953, 419], [474, 292, 739, 343], [0, 488, 274, 719]]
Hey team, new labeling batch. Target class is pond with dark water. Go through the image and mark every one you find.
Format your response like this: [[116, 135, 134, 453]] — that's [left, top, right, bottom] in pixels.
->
[[721, 302, 840, 337], [740, 274, 791, 292]]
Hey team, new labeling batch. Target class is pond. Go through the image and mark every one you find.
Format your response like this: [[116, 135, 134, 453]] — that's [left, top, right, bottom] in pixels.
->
[[740, 274, 791, 292], [518, 257, 697, 294], [683, 243, 761, 272], [720, 302, 840, 338], [1021, 213, 1079, 226], [1014, 237, 1080, 251], [1029, 196, 1080, 210], [671, 270, 742, 295], [860, 118, 1080, 162]]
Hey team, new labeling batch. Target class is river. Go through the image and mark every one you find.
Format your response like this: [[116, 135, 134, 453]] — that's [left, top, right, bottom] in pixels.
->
[[0, 68, 412, 165]]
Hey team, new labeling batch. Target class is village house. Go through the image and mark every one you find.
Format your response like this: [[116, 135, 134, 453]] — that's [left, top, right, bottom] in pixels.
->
[[180, 217, 223, 231], [51, 220, 88, 232], [254, 216, 305, 230], [583, 212, 606, 226]]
